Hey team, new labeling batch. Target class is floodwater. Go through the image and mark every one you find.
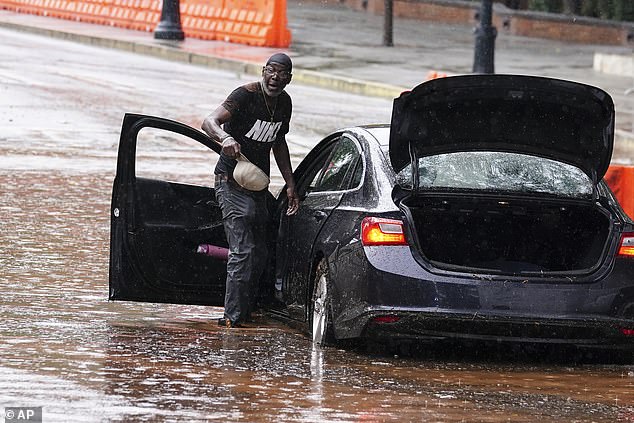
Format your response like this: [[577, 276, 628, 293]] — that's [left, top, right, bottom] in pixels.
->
[[1, 169, 634, 422], [2, 27, 634, 423]]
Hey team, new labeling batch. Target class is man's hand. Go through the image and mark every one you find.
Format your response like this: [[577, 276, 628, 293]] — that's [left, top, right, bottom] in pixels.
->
[[221, 136, 241, 159], [286, 186, 299, 216]]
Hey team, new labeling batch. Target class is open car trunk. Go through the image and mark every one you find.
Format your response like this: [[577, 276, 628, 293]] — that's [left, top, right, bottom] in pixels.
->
[[401, 193, 612, 275]]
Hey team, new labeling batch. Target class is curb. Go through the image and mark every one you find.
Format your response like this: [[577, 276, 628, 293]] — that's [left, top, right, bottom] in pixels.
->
[[291, 69, 406, 99], [0, 19, 406, 99]]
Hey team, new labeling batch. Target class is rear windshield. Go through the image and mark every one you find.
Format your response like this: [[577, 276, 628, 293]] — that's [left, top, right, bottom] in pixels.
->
[[395, 152, 593, 197]]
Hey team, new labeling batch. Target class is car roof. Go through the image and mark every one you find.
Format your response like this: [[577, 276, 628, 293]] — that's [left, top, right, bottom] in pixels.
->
[[359, 124, 390, 147]]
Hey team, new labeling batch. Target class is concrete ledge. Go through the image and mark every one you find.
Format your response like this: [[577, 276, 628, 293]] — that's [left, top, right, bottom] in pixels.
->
[[594, 52, 634, 77], [614, 130, 634, 166], [616, 129, 634, 146]]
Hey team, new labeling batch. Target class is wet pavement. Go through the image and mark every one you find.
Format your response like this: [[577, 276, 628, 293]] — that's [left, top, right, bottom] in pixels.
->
[[2, 0, 634, 149], [1, 8, 634, 423]]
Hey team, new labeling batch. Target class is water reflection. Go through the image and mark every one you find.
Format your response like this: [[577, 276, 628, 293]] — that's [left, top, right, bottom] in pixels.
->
[[307, 347, 324, 421]]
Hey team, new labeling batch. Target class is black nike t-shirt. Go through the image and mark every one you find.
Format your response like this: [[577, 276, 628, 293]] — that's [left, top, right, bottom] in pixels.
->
[[214, 81, 292, 178]]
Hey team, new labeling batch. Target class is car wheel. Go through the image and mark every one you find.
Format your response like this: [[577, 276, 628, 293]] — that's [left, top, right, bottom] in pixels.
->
[[311, 260, 335, 347]]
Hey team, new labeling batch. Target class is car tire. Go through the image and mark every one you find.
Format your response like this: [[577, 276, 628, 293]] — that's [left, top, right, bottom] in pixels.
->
[[311, 260, 335, 347]]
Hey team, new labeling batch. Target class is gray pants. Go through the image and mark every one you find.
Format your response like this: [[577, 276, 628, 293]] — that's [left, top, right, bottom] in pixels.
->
[[215, 177, 269, 325]]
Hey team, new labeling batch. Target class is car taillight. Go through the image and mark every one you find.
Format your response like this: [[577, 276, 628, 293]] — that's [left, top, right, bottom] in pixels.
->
[[618, 233, 634, 258], [372, 315, 400, 324], [620, 328, 634, 336], [361, 217, 407, 246]]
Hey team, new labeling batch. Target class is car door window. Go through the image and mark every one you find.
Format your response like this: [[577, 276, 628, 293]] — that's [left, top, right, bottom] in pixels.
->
[[349, 155, 364, 189], [297, 147, 335, 195], [313, 137, 361, 192]]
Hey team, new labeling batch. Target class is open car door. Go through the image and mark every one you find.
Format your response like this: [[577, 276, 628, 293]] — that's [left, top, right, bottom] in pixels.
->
[[109, 114, 227, 306]]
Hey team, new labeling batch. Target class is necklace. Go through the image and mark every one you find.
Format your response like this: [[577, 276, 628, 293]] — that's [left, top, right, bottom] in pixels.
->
[[260, 82, 278, 122]]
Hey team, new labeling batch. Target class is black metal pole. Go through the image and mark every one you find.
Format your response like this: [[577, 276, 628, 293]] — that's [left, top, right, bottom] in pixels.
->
[[472, 0, 497, 73], [383, 0, 393, 47], [154, 0, 185, 40]]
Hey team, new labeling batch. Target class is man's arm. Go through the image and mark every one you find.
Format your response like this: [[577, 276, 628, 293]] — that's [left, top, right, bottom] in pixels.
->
[[201, 105, 240, 159], [273, 139, 299, 216]]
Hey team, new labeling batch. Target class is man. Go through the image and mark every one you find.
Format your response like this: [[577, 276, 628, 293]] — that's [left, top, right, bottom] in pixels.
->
[[202, 53, 299, 328]]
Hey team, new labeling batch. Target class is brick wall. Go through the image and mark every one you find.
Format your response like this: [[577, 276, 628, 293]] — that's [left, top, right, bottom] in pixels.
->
[[340, 0, 634, 45], [503, 12, 632, 45], [393, 0, 473, 24]]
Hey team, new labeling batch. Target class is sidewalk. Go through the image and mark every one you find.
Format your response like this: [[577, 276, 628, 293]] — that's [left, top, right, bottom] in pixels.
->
[[1, 1, 633, 159]]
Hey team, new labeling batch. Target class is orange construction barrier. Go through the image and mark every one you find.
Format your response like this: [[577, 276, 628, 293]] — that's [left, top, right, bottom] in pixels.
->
[[0, 0, 291, 47], [214, 0, 289, 47], [426, 70, 447, 80], [605, 165, 634, 220], [180, 0, 222, 40]]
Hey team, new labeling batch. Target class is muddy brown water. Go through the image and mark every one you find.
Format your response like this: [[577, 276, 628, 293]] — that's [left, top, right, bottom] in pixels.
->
[[2, 23, 634, 422], [1, 168, 634, 422]]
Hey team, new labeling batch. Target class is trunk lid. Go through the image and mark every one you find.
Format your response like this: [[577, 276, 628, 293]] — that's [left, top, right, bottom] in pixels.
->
[[389, 74, 615, 183]]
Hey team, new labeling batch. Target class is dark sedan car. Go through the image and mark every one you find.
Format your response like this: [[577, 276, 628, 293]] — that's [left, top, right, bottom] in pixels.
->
[[109, 75, 634, 350]]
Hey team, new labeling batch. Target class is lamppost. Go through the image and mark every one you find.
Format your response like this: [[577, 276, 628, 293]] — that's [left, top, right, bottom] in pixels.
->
[[154, 0, 185, 40], [472, 0, 496, 73], [383, 0, 394, 47]]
